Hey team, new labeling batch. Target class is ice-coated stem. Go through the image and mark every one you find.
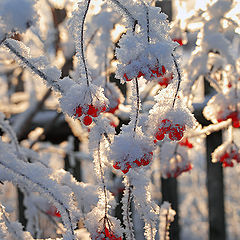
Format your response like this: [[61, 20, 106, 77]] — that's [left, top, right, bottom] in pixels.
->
[[3, 40, 63, 93], [81, 0, 91, 86], [97, 139, 108, 218], [133, 78, 140, 133], [110, 0, 138, 29], [172, 53, 181, 108]]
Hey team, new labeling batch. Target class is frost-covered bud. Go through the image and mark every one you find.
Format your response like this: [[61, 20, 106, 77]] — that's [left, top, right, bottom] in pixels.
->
[[0, 0, 37, 38]]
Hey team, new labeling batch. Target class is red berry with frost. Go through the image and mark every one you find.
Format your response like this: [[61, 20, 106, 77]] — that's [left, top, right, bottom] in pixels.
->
[[83, 115, 92, 126], [133, 159, 142, 167], [168, 124, 185, 141], [46, 206, 61, 218], [160, 119, 172, 132], [74, 105, 82, 117], [121, 162, 131, 174], [95, 227, 122, 240], [87, 105, 99, 117], [155, 130, 165, 141], [173, 38, 183, 46], [217, 111, 240, 128], [113, 162, 121, 170]]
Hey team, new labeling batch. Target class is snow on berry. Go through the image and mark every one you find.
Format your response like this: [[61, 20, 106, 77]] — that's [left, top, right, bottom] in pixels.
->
[[173, 39, 183, 46], [85, 207, 123, 240], [59, 80, 108, 126], [212, 141, 240, 167], [95, 227, 122, 240], [110, 125, 154, 174], [158, 72, 174, 87], [203, 90, 240, 128], [115, 29, 177, 83], [149, 86, 196, 142]]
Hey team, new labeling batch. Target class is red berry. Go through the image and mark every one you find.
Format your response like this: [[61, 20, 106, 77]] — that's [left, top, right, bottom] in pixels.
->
[[83, 115, 92, 126], [137, 71, 145, 78], [160, 119, 172, 132], [168, 124, 185, 141], [218, 111, 240, 128], [101, 105, 107, 113], [121, 162, 131, 174], [74, 105, 82, 117], [155, 130, 165, 141], [95, 227, 122, 240], [222, 161, 234, 167], [113, 162, 121, 170], [133, 159, 142, 166], [87, 105, 99, 117], [140, 157, 150, 166], [46, 206, 61, 218], [173, 38, 183, 46]]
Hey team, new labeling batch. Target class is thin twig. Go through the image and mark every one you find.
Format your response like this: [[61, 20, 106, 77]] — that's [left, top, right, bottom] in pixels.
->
[[110, 0, 138, 28], [171, 53, 181, 108], [133, 78, 140, 133], [3, 40, 63, 93], [80, 0, 91, 86]]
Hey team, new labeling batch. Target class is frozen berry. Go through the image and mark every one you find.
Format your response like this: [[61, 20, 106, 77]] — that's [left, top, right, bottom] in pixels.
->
[[121, 162, 131, 174], [74, 105, 82, 117], [155, 130, 165, 141], [173, 38, 183, 46], [168, 124, 185, 141], [46, 206, 61, 218], [83, 115, 92, 126], [87, 105, 99, 117]]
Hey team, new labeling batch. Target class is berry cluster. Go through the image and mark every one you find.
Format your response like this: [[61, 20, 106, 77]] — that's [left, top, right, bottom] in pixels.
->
[[75, 104, 106, 126], [178, 138, 193, 148], [219, 150, 240, 168], [113, 152, 153, 174], [123, 65, 166, 82], [95, 227, 122, 240], [166, 163, 192, 178], [154, 119, 185, 143], [218, 111, 240, 128]]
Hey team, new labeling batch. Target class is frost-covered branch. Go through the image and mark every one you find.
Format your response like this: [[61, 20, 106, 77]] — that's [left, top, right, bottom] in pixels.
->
[[0, 142, 78, 239], [109, 0, 138, 28], [3, 40, 63, 93], [0, 204, 34, 240]]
